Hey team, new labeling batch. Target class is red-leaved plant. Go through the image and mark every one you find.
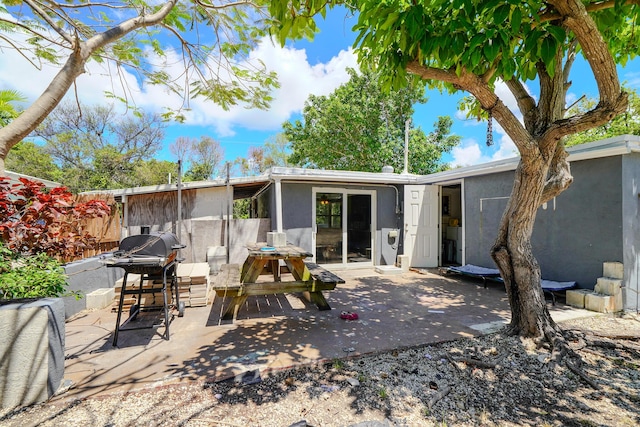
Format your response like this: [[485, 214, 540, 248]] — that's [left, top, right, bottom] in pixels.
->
[[0, 177, 111, 262]]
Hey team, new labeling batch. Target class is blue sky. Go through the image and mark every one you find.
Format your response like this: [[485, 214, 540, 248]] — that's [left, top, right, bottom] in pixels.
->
[[2, 7, 639, 174]]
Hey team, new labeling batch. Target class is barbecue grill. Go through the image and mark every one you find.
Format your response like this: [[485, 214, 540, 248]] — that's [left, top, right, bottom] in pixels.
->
[[105, 232, 186, 346]]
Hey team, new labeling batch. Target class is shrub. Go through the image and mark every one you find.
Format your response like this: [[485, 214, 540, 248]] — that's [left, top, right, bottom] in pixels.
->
[[0, 177, 110, 299], [0, 243, 69, 299], [0, 177, 110, 262]]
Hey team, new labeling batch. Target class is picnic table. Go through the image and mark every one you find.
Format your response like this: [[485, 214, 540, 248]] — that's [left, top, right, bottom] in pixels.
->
[[212, 243, 344, 321]]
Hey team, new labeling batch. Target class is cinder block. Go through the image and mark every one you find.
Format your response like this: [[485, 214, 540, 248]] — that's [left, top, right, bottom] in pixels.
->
[[86, 288, 116, 310], [566, 289, 592, 308], [603, 262, 623, 279], [206, 247, 227, 273], [594, 277, 623, 296], [397, 254, 411, 273], [267, 232, 286, 247], [585, 293, 618, 313]]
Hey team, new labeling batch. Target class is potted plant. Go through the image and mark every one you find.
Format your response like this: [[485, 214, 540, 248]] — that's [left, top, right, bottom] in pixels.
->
[[0, 177, 109, 410]]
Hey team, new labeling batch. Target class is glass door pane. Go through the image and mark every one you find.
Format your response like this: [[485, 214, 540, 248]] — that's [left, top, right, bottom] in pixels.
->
[[315, 193, 343, 264], [347, 194, 372, 263]]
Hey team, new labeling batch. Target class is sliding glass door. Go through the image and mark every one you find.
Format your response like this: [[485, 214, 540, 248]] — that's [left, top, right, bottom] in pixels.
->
[[313, 188, 375, 267]]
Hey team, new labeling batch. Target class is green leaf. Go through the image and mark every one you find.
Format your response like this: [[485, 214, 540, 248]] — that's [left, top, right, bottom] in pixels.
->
[[493, 4, 510, 25], [511, 7, 522, 33], [470, 48, 482, 67], [540, 35, 557, 67], [483, 39, 500, 63]]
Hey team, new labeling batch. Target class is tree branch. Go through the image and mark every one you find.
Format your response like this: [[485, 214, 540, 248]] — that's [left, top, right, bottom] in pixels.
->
[[505, 79, 537, 130], [195, 0, 261, 9], [540, 0, 640, 22], [542, 91, 628, 141], [541, 141, 573, 203], [548, 0, 623, 107], [407, 61, 537, 158], [0, 0, 179, 161], [23, 0, 75, 46]]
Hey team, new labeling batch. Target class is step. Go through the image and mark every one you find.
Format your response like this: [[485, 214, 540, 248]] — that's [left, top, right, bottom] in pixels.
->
[[566, 289, 592, 309], [603, 261, 623, 279], [585, 292, 619, 313], [86, 288, 115, 310], [594, 277, 623, 296]]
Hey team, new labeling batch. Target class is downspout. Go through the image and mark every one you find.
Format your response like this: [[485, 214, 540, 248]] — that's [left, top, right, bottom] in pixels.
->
[[226, 162, 231, 263], [275, 177, 283, 233]]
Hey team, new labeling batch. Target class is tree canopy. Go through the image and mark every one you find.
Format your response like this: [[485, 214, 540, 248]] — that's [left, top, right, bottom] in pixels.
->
[[170, 136, 224, 181], [283, 68, 459, 174], [268, 0, 639, 342], [6, 102, 179, 191], [0, 0, 279, 173], [235, 132, 292, 176]]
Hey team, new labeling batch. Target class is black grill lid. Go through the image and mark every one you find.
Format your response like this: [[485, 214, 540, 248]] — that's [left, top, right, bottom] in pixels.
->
[[117, 232, 182, 257]]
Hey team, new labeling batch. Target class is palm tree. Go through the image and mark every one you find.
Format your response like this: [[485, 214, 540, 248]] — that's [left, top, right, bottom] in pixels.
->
[[0, 90, 26, 127]]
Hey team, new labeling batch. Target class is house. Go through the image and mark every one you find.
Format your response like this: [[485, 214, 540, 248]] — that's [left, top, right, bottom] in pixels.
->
[[96, 134, 640, 312]]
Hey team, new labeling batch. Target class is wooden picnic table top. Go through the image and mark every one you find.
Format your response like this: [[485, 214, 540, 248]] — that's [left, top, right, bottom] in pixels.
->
[[245, 243, 313, 259]]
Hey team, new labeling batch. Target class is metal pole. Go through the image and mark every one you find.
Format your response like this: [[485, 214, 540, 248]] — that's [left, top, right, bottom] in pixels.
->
[[226, 162, 231, 263], [403, 119, 410, 174], [177, 160, 182, 243]]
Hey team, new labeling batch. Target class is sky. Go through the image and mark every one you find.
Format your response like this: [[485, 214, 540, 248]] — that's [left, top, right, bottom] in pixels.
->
[[2, 7, 639, 174]]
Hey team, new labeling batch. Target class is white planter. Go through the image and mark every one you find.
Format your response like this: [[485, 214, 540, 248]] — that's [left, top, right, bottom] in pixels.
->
[[0, 298, 65, 410]]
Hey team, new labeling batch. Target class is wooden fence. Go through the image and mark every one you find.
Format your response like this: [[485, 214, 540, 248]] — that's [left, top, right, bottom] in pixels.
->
[[71, 193, 122, 262]]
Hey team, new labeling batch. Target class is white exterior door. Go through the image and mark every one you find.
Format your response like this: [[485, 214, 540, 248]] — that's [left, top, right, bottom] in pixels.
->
[[404, 185, 439, 267]]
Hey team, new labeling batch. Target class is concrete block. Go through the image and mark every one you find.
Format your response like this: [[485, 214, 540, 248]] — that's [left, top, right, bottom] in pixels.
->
[[566, 289, 592, 308], [375, 265, 403, 275], [206, 246, 227, 273], [594, 277, 623, 296], [585, 293, 617, 313], [86, 288, 115, 310], [267, 232, 287, 247], [397, 255, 411, 273], [603, 262, 623, 279]]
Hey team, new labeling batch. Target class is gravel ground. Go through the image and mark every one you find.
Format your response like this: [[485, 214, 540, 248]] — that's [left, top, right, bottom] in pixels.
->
[[1, 313, 639, 427]]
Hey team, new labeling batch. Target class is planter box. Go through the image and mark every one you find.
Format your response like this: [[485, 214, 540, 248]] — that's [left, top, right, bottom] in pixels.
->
[[0, 298, 65, 410]]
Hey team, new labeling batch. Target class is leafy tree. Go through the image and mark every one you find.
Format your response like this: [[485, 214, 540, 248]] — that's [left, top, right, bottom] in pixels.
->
[[0, 90, 25, 126], [566, 88, 640, 146], [283, 68, 458, 174], [0, 0, 279, 173], [28, 102, 166, 191], [5, 141, 62, 182], [134, 160, 179, 186], [235, 132, 291, 176], [182, 136, 224, 181], [270, 1, 638, 345]]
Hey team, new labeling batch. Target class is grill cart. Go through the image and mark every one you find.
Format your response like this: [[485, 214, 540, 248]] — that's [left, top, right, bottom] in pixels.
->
[[104, 232, 186, 346]]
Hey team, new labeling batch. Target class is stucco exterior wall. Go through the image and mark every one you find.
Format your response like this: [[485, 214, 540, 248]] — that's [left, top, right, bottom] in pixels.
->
[[622, 152, 640, 311], [464, 156, 623, 291], [277, 182, 401, 264]]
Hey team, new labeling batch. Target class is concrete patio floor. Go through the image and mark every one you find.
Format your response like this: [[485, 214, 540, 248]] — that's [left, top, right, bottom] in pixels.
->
[[58, 268, 594, 403]]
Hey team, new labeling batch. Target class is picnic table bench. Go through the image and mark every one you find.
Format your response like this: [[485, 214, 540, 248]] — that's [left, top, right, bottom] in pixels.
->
[[211, 244, 344, 321]]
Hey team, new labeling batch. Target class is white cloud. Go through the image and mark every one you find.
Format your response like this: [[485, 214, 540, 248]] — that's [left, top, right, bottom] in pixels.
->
[[450, 138, 489, 167], [449, 80, 524, 167], [0, 30, 357, 138]]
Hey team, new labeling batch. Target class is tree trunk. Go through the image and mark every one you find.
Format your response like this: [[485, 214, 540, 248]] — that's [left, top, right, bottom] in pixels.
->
[[491, 157, 560, 338]]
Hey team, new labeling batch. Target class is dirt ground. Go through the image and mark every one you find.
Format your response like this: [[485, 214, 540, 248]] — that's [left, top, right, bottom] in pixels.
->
[[1, 312, 639, 427]]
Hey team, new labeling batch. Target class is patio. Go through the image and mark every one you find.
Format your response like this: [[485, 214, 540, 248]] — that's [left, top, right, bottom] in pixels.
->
[[58, 268, 593, 403]]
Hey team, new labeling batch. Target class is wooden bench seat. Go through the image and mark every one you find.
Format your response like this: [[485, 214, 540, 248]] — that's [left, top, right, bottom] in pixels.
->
[[211, 264, 242, 297], [304, 262, 345, 286]]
